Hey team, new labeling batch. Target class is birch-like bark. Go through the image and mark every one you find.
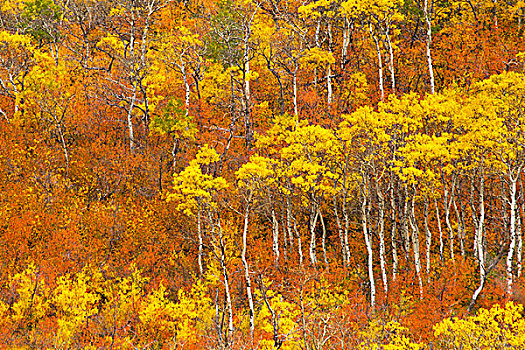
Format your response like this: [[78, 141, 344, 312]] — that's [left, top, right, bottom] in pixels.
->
[[470, 166, 486, 311], [269, 190, 280, 266], [390, 182, 399, 281], [342, 170, 352, 265], [197, 207, 203, 276], [333, 194, 347, 267], [443, 172, 456, 262], [127, 81, 137, 152], [309, 201, 319, 267], [370, 22, 384, 101], [314, 21, 320, 88], [385, 23, 396, 93], [434, 196, 444, 262], [294, 215, 304, 268], [217, 217, 234, 343], [423, 0, 435, 94], [518, 178, 523, 279], [280, 212, 288, 262], [293, 63, 298, 117], [286, 195, 294, 250], [242, 5, 259, 146], [506, 167, 521, 297], [453, 189, 465, 256], [327, 23, 333, 108], [362, 180, 375, 309], [470, 175, 479, 257], [52, 112, 70, 176], [409, 185, 423, 298], [175, 54, 191, 117], [241, 194, 255, 337], [319, 209, 328, 267], [424, 196, 431, 278], [376, 183, 388, 294], [341, 17, 351, 72], [402, 188, 410, 261]]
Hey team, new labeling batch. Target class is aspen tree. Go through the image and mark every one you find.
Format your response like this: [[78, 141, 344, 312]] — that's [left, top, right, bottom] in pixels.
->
[[167, 144, 229, 277], [96, 0, 169, 152], [0, 31, 36, 119], [236, 156, 275, 335]]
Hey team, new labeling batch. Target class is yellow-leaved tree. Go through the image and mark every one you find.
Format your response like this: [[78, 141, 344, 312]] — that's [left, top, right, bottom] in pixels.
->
[[433, 302, 525, 349]]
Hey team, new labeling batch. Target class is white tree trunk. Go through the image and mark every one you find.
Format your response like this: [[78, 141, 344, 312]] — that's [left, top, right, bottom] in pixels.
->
[[434, 196, 444, 261], [424, 196, 432, 278], [390, 181, 398, 281], [370, 22, 384, 101], [309, 203, 319, 267], [385, 25, 396, 94], [423, 0, 435, 94], [327, 23, 333, 108], [242, 198, 255, 337], [377, 183, 388, 294], [470, 168, 486, 310], [506, 168, 521, 296], [409, 186, 424, 298], [362, 184, 376, 309]]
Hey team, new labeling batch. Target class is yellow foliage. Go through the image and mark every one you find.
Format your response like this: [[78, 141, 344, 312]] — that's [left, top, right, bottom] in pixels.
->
[[167, 145, 228, 216], [53, 266, 104, 345], [358, 319, 422, 350], [256, 281, 301, 349], [9, 263, 49, 323], [299, 47, 335, 69], [433, 302, 525, 350]]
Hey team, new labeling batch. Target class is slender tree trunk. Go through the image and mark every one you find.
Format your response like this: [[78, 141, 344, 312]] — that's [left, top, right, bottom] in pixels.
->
[[319, 209, 328, 267], [309, 201, 319, 267], [53, 116, 69, 176], [385, 24, 396, 94], [293, 63, 298, 117], [127, 81, 137, 152], [341, 17, 351, 72], [217, 218, 234, 343], [470, 166, 486, 311], [391, 182, 399, 281], [409, 185, 423, 298], [281, 211, 288, 262], [259, 275, 281, 349], [471, 174, 479, 257], [518, 177, 523, 279], [506, 167, 521, 297], [176, 55, 191, 117], [243, 20, 254, 146], [342, 182, 352, 267], [444, 173, 456, 262], [286, 195, 294, 250], [197, 207, 203, 277], [453, 188, 465, 256], [362, 179, 376, 309], [268, 190, 280, 266], [294, 215, 304, 268], [402, 188, 410, 261], [434, 196, 444, 262], [370, 22, 384, 101], [241, 196, 255, 337], [333, 194, 347, 267], [327, 23, 333, 108], [377, 183, 388, 294], [314, 21, 320, 88], [424, 196, 432, 278], [423, 0, 435, 94]]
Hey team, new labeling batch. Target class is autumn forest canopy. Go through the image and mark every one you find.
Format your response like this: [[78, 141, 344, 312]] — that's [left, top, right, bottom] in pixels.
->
[[1, 0, 525, 348]]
